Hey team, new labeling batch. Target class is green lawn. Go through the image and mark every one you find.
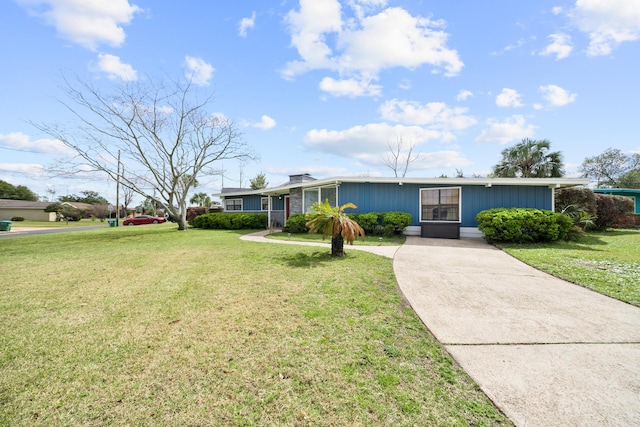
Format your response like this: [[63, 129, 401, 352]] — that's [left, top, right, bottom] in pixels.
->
[[10, 219, 111, 228], [0, 226, 510, 426], [499, 229, 640, 307]]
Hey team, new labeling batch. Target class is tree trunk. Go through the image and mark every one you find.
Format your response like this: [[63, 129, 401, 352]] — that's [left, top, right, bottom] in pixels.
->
[[331, 235, 344, 257]]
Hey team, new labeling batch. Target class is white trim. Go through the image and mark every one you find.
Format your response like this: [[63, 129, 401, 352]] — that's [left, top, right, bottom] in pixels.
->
[[224, 198, 243, 211], [460, 227, 483, 239], [419, 186, 462, 223]]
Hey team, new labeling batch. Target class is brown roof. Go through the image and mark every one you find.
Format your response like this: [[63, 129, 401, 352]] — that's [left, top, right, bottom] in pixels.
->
[[0, 199, 51, 209]]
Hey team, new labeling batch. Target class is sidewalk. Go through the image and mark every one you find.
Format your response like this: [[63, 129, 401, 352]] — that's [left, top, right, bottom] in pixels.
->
[[393, 236, 640, 427]]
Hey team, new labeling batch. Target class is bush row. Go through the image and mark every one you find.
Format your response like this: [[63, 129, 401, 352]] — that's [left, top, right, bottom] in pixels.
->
[[476, 208, 574, 243], [191, 212, 267, 230], [283, 211, 412, 236], [555, 187, 634, 231]]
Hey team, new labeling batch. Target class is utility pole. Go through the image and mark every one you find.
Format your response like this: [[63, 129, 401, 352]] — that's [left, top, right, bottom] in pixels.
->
[[116, 150, 121, 226]]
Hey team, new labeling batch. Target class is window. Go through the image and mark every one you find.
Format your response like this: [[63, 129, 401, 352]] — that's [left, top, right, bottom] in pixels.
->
[[225, 198, 242, 211], [261, 197, 269, 211], [303, 186, 338, 212], [421, 188, 460, 222]]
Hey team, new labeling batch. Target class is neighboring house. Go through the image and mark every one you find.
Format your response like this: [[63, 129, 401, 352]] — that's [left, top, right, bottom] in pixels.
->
[[593, 188, 640, 214], [213, 174, 590, 238], [0, 199, 57, 221]]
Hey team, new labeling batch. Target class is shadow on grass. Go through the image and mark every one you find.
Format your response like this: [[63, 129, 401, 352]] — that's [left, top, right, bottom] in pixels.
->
[[279, 250, 350, 268]]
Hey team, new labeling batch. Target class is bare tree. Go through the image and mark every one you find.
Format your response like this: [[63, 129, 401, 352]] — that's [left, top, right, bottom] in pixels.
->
[[33, 74, 253, 230], [382, 135, 420, 177]]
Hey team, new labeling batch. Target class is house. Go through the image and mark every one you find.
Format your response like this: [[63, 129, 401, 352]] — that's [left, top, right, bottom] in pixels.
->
[[213, 174, 590, 238], [0, 199, 57, 221], [593, 188, 640, 214]]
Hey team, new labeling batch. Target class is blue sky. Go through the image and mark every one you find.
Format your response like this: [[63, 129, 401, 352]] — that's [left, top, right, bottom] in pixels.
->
[[1, 0, 639, 203]]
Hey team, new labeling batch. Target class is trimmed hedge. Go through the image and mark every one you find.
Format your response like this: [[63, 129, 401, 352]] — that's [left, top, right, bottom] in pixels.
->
[[192, 212, 267, 230], [476, 208, 573, 243], [284, 211, 412, 236]]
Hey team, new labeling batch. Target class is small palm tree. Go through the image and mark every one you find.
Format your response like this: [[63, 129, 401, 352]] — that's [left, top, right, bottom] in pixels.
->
[[492, 138, 564, 178], [305, 200, 365, 257]]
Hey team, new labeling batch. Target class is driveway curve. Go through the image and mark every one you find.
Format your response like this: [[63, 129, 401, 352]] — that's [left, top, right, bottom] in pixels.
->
[[394, 236, 640, 427]]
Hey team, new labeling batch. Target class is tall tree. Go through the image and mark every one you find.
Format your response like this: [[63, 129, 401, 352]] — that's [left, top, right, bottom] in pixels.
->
[[59, 190, 109, 205], [578, 148, 640, 188], [617, 169, 640, 189], [305, 200, 365, 257], [0, 180, 39, 201], [382, 135, 420, 177], [33, 74, 253, 230], [190, 192, 212, 207], [249, 172, 268, 190], [492, 138, 564, 178]]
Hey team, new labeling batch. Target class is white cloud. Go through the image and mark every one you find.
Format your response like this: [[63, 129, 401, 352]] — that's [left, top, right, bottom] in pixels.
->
[[252, 115, 277, 130], [475, 115, 536, 144], [184, 56, 215, 86], [0, 132, 76, 156], [552, 6, 564, 15], [95, 53, 137, 81], [238, 11, 256, 38], [305, 123, 443, 160], [456, 90, 473, 101], [539, 84, 577, 106], [283, 2, 463, 95], [379, 99, 477, 131], [17, 0, 140, 50], [540, 33, 573, 59], [496, 88, 524, 108], [0, 163, 46, 176], [319, 77, 382, 97], [569, 0, 640, 56]]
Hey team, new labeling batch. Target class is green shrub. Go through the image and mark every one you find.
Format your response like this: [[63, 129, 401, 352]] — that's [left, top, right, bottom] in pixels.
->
[[476, 208, 573, 243], [10, 216, 24, 221], [282, 213, 309, 233], [594, 194, 634, 230], [192, 213, 267, 230], [356, 212, 382, 234], [382, 211, 412, 235]]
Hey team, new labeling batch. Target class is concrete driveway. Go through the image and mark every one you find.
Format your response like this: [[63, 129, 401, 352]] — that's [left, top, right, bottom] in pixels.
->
[[394, 236, 640, 427]]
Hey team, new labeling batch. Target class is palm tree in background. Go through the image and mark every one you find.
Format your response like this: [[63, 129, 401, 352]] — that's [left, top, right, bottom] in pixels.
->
[[305, 200, 365, 257], [492, 138, 564, 178]]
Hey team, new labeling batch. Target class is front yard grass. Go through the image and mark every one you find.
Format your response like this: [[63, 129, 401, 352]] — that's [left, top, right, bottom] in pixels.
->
[[0, 227, 510, 426], [498, 229, 640, 307]]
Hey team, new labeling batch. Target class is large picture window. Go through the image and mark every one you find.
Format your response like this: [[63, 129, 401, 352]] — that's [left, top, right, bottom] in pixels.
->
[[421, 188, 460, 222], [225, 198, 242, 211], [303, 186, 337, 212]]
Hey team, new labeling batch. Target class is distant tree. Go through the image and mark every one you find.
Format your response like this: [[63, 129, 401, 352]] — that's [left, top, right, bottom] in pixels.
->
[[190, 192, 212, 207], [579, 148, 640, 188], [59, 190, 109, 205], [382, 135, 420, 177], [305, 200, 365, 257], [492, 138, 564, 178], [617, 169, 640, 189], [249, 172, 268, 190], [121, 185, 136, 216], [44, 202, 85, 221], [0, 180, 39, 201], [32, 73, 253, 231]]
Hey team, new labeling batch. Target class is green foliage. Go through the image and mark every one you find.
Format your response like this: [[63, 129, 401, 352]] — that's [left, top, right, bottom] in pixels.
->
[[282, 213, 309, 233], [0, 180, 39, 201], [618, 169, 640, 189], [59, 190, 109, 205], [192, 212, 267, 230], [476, 208, 574, 243], [355, 212, 382, 234], [10, 216, 25, 221], [579, 148, 640, 188], [554, 187, 597, 217], [382, 211, 412, 235], [305, 200, 365, 256], [44, 202, 85, 221], [189, 192, 212, 207], [594, 194, 634, 230], [492, 138, 564, 178], [249, 172, 268, 190]]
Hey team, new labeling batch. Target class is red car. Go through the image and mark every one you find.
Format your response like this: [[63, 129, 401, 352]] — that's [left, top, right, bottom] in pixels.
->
[[122, 215, 167, 226]]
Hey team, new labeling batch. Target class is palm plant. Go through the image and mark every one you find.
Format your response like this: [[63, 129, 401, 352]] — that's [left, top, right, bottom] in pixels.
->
[[305, 200, 365, 257], [492, 138, 564, 178]]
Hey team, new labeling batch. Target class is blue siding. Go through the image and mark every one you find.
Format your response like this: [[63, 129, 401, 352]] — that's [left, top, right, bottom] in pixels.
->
[[338, 182, 553, 227], [238, 195, 284, 211], [460, 186, 551, 227]]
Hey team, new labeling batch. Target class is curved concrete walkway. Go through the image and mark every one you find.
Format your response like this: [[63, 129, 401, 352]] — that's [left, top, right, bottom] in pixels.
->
[[243, 231, 640, 426]]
